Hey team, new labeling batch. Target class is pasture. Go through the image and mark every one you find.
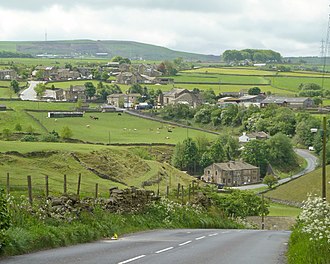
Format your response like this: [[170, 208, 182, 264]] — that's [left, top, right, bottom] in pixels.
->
[[29, 111, 218, 144], [0, 140, 195, 197], [265, 166, 330, 203]]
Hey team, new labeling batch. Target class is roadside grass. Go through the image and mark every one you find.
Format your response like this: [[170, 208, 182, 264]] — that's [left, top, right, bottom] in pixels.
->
[[28, 111, 218, 144], [1, 197, 242, 257], [265, 166, 330, 203], [288, 229, 330, 264]]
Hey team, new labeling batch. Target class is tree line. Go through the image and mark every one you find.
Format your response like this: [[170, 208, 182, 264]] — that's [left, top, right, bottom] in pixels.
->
[[222, 49, 282, 63]]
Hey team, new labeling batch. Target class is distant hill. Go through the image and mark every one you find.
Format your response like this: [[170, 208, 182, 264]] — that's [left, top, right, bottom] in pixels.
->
[[0, 40, 220, 62]]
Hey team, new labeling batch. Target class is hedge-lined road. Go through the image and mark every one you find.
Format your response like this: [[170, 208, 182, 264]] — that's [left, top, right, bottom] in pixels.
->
[[1, 229, 290, 264], [236, 148, 318, 190]]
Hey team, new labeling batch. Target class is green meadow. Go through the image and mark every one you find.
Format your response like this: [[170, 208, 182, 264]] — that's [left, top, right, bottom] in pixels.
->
[[265, 166, 330, 203], [29, 111, 218, 144]]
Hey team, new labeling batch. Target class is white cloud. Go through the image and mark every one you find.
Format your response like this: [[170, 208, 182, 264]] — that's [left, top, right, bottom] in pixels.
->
[[0, 0, 329, 56]]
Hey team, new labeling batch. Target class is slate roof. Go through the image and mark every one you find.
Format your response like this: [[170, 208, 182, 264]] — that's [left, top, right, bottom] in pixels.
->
[[211, 161, 258, 171]]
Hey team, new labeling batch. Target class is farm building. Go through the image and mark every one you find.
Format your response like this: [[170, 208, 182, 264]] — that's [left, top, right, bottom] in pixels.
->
[[48, 112, 84, 118], [260, 97, 314, 109]]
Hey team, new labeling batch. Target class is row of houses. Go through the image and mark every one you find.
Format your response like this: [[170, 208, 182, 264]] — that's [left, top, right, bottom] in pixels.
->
[[218, 94, 314, 109]]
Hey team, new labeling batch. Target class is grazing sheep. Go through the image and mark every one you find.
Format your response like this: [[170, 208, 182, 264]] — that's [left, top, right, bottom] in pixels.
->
[[86, 125, 90, 128]]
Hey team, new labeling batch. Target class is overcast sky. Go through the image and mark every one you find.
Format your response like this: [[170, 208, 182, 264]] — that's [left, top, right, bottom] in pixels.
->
[[0, 0, 329, 57]]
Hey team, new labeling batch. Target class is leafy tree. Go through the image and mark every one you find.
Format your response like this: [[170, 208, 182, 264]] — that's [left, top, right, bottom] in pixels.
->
[[34, 83, 46, 98], [10, 80, 20, 93], [201, 89, 217, 103], [241, 140, 269, 177], [111, 56, 131, 64], [263, 175, 278, 188], [194, 107, 212, 124], [210, 190, 269, 217], [267, 133, 297, 170], [172, 138, 198, 174], [60, 126, 73, 139], [84, 82, 96, 99], [35, 70, 45, 80], [219, 134, 240, 161], [248, 87, 261, 95]]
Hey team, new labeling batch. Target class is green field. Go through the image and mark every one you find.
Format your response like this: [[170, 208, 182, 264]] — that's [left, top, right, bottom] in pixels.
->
[[268, 203, 301, 217], [265, 166, 330, 203], [29, 111, 218, 144]]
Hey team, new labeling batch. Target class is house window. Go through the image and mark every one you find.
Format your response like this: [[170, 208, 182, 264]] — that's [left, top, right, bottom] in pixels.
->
[[215, 171, 218, 176], [207, 170, 210, 175], [228, 179, 231, 183]]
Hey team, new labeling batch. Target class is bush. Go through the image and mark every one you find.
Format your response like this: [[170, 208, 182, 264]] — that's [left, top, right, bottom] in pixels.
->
[[288, 195, 330, 263], [0, 188, 11, 250], [209, 190, 269, 218], [20, 135, 39, 142]]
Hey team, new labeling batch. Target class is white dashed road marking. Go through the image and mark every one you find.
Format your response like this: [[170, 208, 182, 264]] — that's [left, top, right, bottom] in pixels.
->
[[195, 236, 206, 240], [179, 240, 192, 246], [118, 255, 146, 264], [155, 247, 174, 254]]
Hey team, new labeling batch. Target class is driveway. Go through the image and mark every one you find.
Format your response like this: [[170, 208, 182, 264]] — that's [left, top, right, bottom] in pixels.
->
[[20, 81, 44, 101]]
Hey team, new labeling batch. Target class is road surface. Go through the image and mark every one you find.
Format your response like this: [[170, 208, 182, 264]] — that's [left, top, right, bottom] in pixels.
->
[[1, 229, 290, 264], [236, 148, 318, 190], [20, 81, 44, 101]]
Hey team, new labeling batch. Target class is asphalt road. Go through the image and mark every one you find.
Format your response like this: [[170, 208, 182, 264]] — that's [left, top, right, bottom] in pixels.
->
[[1, 229, 290, 264], [20, 81, 43, 101], [236, 148, 318, 190]]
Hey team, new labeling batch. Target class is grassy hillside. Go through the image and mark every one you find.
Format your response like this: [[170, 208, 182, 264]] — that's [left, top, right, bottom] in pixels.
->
[[0, 141, 194, 197], [265, 166, 330, 203], [0, 40, 220, 62]]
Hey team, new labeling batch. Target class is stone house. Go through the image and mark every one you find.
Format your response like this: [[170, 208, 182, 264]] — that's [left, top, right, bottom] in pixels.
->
[[203, 161, 260, 186], [116, 72, 145, 85], [239, 131, 269, 143], [160, 88, 203, 108], [63, 85, 87, 102], [107, 93, 140, 108], [56, 69, 81, 80], [0, 69, 18, 80]]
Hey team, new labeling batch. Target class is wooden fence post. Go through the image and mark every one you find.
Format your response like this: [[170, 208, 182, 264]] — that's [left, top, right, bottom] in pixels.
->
[[95, 183, 98, 199], [181, 185, 184, 204], [188, 184, 191, 202], [177, 183, 181, 199], [166, 186, 169, 197], [45, 175, 49, 197], [6, 172, 10, 195], [77, 173, 81, 196], [63, 174, 67, 194], [27, 175, 33, 205]]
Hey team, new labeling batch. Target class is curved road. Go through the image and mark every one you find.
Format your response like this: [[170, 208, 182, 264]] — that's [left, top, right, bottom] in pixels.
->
[[236, 148, 318, 190], [1, 229, 290, 264]]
